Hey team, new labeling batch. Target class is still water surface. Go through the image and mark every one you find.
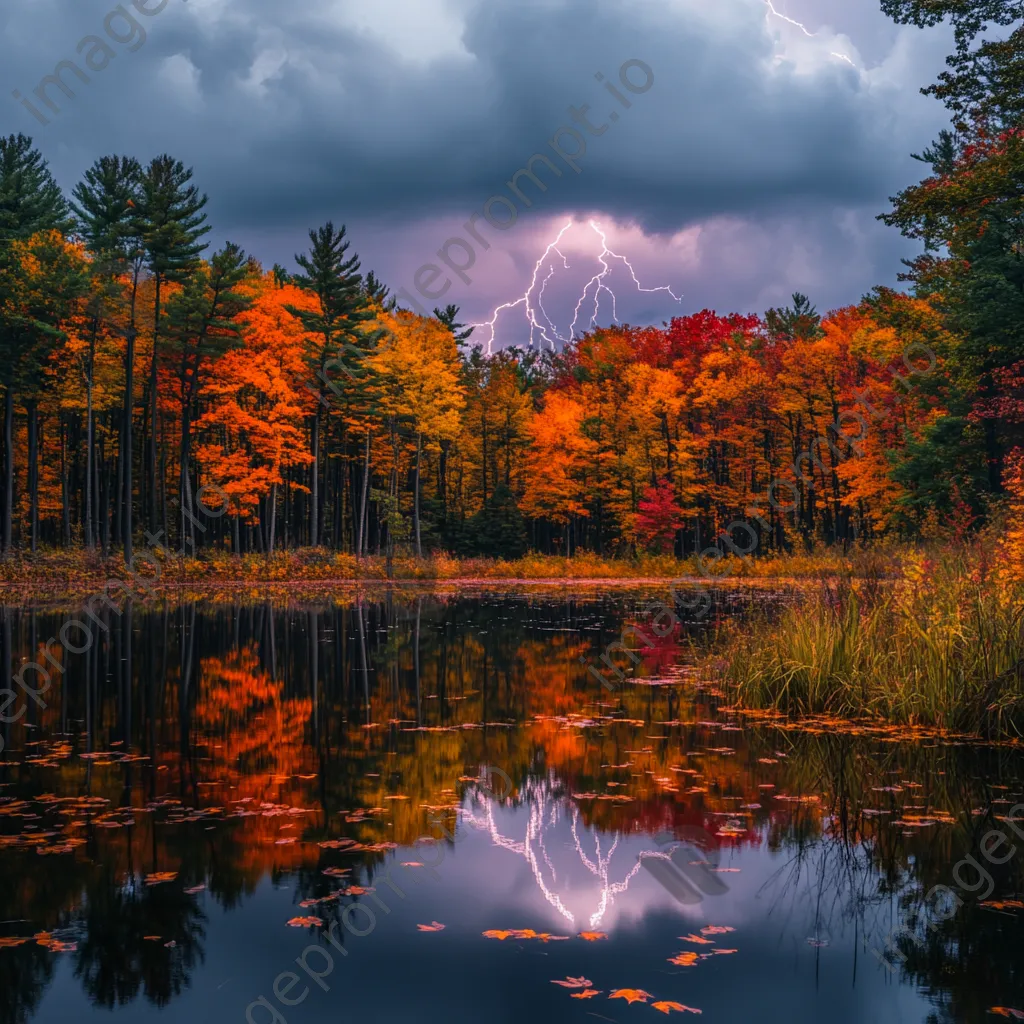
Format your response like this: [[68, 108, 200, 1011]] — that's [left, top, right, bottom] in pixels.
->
[[0, 591, 1021, 1023]]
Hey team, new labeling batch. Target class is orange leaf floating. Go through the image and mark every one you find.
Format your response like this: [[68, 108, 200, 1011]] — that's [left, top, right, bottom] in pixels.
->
[[184, 884, 206, 895], [668, 952, 699, 967], [417, 922, 445, 932], [402, 862, 424, 868], [551, 976, 592, 989], [981, 900, 1024, 911], [0, 937, 30, 948], [287, 916, 323, 928], [144, 872, 178, 886], [653, 1002, 702, 1015], [578, 931, 608, 941], [609, 989, 652, 1004], [482, 928, 567, 942], [712, 948, 738, 955], [990, 1011, 1024, 1020], [679, 933, 714, 945], [700, 926, 735, 935], [571, 989, 602, 1000]]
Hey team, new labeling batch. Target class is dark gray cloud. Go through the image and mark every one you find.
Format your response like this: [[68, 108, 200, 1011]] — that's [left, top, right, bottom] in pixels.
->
[[1, 0, 954, 325]]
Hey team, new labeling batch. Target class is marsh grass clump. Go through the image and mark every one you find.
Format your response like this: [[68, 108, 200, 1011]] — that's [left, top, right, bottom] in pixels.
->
[[722, 543, 1024, 739]]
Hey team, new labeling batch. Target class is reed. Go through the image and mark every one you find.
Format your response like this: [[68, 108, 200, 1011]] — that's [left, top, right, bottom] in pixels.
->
[[722, 544, 1024, 739]]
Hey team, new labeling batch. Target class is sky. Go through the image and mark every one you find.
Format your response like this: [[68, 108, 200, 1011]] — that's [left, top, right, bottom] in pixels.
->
[[1, 0, 955, 349]]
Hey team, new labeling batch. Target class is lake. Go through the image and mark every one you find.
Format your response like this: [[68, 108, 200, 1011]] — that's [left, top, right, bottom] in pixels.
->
[[0, 589, 1021, 1023]]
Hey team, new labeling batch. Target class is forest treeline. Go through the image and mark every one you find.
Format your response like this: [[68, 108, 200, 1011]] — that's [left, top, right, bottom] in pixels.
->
[[0, 1, 1020, 564]]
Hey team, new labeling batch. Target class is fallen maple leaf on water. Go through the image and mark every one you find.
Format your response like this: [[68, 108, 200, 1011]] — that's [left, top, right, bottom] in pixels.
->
[[551, 976, 592, 989], [990, 1010, 1024, 1020], [577, 931, 608, 941], [700, 925, 735, 936], [417, 922, 445, 932], [668, 952, 699, 967], [287, 916, 323, 928], [144, 872, 177, 886], [679, 933, 714, 945], [610, 989, 652, 1004], [481, 928, 568, 942], [653, 1002, 702, 1015], [571, 989, 602, 1000]]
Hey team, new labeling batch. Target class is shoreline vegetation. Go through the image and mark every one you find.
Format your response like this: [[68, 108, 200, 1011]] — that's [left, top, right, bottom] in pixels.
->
[[0, 542, 937, 598], [1, 537, 1022, 739], [711, 543, 1024, 742]]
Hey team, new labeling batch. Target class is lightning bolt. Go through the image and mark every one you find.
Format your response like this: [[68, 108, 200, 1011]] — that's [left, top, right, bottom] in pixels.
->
[[459, 778, 651, 929], [764, 0, 857, 67], [764, 0, 813, 36], [471, 220, 683, 354], [469, 220, 575, 354]]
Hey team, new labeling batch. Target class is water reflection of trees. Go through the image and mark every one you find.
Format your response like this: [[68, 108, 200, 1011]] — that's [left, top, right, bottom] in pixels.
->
[[749, 732, 1024, 1021], [0, 595, 1021, 1020], [74, 869, 206, 1008]]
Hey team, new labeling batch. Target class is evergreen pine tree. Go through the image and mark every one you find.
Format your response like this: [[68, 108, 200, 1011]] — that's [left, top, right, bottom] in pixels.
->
[[364, 270, 396, 310], [765, 293, 823, 343], [286, 222, 373, 546], [136, 155, 209, 533], [71, 155, 144, 558], [0, 133, 71, 242], [434, 303, 475, 347], [0, 134, 71, 554]]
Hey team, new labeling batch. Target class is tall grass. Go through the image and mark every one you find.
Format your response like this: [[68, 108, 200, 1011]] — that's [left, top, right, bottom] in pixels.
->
[[721, 544, 1024, 739]]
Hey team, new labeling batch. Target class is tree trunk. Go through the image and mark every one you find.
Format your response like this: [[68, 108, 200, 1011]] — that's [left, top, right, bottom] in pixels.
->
[[148, 274, 161, 535], [310, 410, 320, 547], [4, 386, 14, 555], [60, 417, 71, 547], [268, 482, 277, 555], [85, 380, 94, 549], [414, 432, 422, 558], [27, 401, 38, 553], [438, 440, 449, 529], [180, 404, 192, 555], [124, 323, 136, 562], [357, 428, 370, 557]]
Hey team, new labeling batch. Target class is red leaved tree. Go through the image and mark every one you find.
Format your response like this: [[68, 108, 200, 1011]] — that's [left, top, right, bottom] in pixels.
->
[[635, 478, 686, 554]]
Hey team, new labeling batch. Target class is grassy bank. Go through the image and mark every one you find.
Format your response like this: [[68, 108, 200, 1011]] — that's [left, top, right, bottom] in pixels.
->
[[0, 543, 917, 599], [717, 543, 1024, 740]]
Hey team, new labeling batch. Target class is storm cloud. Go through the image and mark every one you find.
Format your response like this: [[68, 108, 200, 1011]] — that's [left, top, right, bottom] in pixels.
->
[[1, 0, 954, 334]]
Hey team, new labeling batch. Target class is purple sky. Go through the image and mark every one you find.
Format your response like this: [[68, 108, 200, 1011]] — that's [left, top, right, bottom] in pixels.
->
[[3, 0, 954, 347]]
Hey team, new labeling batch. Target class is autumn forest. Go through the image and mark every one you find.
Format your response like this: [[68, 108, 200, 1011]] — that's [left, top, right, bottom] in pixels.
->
[[0, 140, 1020, 569]]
